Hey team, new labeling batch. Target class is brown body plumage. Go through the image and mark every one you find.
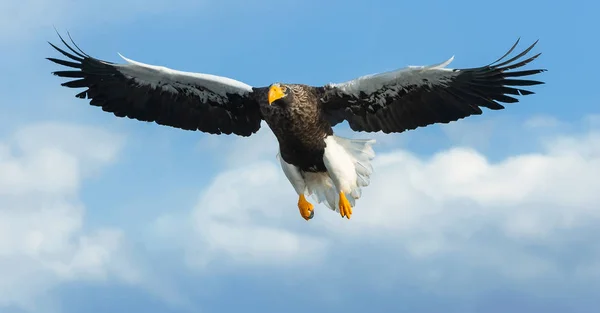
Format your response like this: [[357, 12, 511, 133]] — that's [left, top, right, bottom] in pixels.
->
[[259, 84, 333, 172]]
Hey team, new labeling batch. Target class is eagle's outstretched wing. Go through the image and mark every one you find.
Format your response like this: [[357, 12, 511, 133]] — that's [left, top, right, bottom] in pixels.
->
[[317, 39, 546, 133], [47, 32, 267, 136]]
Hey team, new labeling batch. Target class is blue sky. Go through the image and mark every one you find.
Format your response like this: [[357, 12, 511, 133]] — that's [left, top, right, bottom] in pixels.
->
[[1, 0, 600, 312]]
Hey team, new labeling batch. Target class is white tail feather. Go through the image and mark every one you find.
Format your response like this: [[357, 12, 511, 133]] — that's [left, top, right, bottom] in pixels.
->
[[305, 135, 376, 212]]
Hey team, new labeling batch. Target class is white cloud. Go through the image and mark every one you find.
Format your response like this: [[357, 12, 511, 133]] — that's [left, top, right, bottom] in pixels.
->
[[197, 123, 280, 168], [0, 122, 140, 312], [179, 161, 328, 270], [157, 115, 600, 295], [524, 115, 563, 129], [440, 117, 498, 149], [586, 114, 600, 128]]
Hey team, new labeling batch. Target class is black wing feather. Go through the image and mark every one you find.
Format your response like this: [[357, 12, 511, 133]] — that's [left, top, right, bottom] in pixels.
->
[[47, 31, 265, 136], [318, 39, 546, 133]]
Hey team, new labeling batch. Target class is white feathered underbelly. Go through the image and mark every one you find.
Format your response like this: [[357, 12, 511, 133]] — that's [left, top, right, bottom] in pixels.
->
[[278, 134, 376, 211]]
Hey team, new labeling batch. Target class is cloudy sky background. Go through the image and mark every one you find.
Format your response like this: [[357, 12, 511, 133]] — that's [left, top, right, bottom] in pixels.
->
[[1, 0, 599, 312]]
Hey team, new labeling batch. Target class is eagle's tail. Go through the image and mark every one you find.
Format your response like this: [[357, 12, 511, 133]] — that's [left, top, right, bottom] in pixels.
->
[[305, 135, 376, 212]]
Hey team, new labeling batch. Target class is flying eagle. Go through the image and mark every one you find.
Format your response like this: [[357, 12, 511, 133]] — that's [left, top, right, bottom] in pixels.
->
[[47, 33, 546, 221]]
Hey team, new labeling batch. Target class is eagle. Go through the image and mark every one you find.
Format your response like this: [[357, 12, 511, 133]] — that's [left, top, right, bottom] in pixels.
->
[[47, 32, 546, 221]]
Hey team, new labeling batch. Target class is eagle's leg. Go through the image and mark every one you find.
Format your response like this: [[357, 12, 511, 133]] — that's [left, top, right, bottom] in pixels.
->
[[277, 152, 314, 221], [338, 192, 352, 219], [298, 194, 315, 221], [322, 136, 360, 220]]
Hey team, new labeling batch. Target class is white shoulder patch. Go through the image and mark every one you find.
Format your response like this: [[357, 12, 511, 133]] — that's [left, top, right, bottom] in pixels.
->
[[327, 56, 457, 97], [113, 54, 254, 103]]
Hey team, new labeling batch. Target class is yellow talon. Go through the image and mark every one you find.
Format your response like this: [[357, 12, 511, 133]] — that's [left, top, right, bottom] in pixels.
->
[[339, 192, 352, 219], [298, 194, 314, 221]]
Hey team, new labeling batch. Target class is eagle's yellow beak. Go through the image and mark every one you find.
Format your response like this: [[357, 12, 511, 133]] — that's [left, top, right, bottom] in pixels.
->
[[268, 84, 285, 105]]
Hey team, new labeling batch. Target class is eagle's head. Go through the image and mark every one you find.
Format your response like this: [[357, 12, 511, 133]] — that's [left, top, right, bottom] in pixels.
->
[[268, 83, 293, 107]]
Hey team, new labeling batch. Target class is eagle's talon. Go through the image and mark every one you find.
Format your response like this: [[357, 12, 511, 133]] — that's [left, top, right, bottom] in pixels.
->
[[338, 192, 352, 219], [298, 194, 314, 221]]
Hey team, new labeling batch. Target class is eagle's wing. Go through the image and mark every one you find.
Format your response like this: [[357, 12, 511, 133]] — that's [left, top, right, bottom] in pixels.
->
[[317, 39, 546, 133], [47, 33, 266, 136]]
